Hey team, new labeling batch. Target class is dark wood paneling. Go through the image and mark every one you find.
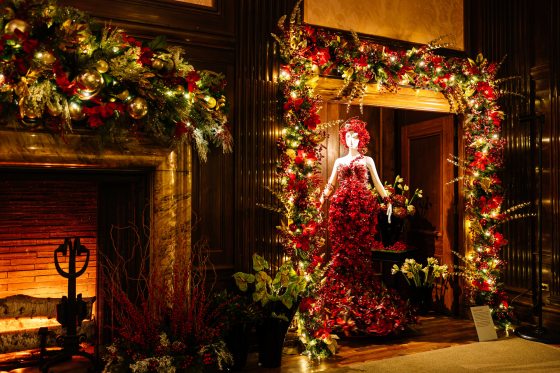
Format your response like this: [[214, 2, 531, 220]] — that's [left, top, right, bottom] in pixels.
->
[[234, 0, 298, 271], [467, 0, 560, 323]]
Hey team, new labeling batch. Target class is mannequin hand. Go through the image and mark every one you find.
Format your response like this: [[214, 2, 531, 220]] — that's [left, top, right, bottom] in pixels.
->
[[387, 203, 393, 224]]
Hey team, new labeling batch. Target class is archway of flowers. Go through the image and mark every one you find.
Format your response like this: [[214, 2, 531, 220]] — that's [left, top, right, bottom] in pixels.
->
[[274, 5, 513, 357], [0, 0, 231, 162]]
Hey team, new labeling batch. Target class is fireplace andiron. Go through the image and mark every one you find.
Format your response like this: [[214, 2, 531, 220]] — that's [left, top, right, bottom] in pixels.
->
[[41, 237, 99, 372]]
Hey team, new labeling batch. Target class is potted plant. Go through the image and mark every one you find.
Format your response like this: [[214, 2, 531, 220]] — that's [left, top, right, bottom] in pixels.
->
[[375, 175, 423, 248], [211, 290, 260, 371], [233, 254, 306, 368], [391, 257, 449, 314]]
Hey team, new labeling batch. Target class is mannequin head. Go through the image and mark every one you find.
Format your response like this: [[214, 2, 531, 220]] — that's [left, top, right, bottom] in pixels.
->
[[339, 118, 370, 152]]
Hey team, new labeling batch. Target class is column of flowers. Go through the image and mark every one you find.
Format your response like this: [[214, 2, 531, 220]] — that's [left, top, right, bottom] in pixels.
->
[[274, 2, 512, 358]]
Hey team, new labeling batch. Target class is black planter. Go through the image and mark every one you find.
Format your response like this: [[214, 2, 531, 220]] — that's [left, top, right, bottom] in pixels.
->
[[409, 285, 434, 315], [256, 300, 299, 368], [256, 316, 291, 368], [377, 214, 405, 247], [224, 323, 250, 371]]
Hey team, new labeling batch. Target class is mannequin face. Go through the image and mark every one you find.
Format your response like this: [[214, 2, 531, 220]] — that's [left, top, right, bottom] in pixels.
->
[[345, 131, 360, 149]]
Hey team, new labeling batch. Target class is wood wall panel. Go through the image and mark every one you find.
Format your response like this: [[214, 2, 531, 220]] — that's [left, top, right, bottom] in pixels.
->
[[235, 0, 298, 271], [467, 0, 560, 324]]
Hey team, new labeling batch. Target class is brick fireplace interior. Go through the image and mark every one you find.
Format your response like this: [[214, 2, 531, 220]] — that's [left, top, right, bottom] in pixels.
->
[[0, 167, 151, 353]]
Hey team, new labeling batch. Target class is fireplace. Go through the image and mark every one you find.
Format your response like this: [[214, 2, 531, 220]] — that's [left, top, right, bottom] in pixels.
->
[[0, 129, 191, 358]]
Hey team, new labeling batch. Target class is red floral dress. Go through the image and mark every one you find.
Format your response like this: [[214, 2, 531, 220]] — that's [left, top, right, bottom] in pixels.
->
[[315, 156, 413, 336]]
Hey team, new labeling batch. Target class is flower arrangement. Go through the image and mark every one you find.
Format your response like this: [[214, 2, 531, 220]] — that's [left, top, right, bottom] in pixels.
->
[[391, 257, 449, 288], [0, 0, 231, 161], [102, 247, 233, 372], [378, 175, 423, 219]]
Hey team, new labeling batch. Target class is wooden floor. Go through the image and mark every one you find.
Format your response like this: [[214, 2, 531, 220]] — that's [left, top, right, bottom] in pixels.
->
[[1, 315, 480, 372], [243, 314, 480, 372]]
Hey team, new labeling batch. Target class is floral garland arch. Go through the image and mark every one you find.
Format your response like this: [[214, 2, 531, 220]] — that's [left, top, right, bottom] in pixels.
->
[[274, 4, 513, 357], [0, 0, 232, 162]]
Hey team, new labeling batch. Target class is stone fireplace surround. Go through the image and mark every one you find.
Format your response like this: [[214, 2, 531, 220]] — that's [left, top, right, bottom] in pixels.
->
[[0, 128, 191, 354]]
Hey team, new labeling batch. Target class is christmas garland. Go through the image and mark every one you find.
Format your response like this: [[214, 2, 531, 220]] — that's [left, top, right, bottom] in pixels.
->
[[0, 0, 232, 161], [274, 3, 513, 358]]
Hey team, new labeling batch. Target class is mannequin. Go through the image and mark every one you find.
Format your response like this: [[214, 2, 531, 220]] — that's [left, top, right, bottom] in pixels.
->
[[311, 118, 412, 337]]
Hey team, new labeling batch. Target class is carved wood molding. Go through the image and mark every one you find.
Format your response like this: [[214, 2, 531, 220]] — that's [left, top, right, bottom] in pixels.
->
[[316, 77, 451, 113]]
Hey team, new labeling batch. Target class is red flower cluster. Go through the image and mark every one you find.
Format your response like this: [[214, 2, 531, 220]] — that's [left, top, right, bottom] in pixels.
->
[[339, 118, 370, 151]]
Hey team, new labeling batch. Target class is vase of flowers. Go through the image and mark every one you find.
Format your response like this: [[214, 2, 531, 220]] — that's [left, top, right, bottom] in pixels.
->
[[376, 175, 423, 248], [391, 257, 449, 314], [233, 254, 306, 368]]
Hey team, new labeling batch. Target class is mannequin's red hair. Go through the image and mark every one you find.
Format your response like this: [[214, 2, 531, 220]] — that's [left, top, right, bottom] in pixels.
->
[[339, 118, 370, 151]]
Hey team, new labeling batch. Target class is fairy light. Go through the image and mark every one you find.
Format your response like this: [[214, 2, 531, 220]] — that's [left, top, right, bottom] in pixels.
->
[[290, 91, 298, 98], [280, 69, 291, 81]]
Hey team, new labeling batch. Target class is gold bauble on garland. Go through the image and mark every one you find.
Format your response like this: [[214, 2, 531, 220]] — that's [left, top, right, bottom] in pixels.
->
[[4, 19, 31, 34], [151, 58, 165, 71], [68, 101, 84, 121], [34, 50, 56, 65], [116, 89, 130, 101], [127, 97, 148, 119], [95, 60, 109, 74], [76, 69, 104, 99], [204, 96, 217, 109], [3, 7, 15, 20]]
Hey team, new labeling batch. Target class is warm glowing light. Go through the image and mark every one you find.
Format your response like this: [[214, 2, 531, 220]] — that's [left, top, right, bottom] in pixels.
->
[[280, 69, 291, 81], [290, 91, 298, 98]]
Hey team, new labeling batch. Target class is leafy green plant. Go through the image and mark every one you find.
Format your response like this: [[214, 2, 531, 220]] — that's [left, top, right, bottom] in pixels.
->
[[234, 254, 306, 321]]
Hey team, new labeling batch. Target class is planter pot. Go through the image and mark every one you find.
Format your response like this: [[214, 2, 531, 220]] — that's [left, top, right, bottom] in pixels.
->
[[256, 300, 299, 368], [409, 285, 434, 315], [377, 214, 405, 247], [224, 323, 250, 371], [256, 317, 291, 368]]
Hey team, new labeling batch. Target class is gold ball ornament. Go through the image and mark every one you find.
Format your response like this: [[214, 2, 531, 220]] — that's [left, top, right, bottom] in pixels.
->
[[152, 58, 165, 70], [34, 50, 56, 65], [95, 60, 109, 74], [116, 89, 130, 101], [204, 96, 217, 109], [76, 69, 104, 99], [68, 101, 85, 121], [127, 97, 148, 120], [4, 19, 31, 34], [3, 7, 15, 20]]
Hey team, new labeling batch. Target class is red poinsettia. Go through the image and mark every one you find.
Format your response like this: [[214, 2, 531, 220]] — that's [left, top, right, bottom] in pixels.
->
[[470, 151, 490, 171]]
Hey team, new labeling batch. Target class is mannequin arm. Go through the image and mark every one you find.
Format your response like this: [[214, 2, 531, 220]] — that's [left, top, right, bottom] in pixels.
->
[[320, 160, 339, 207]]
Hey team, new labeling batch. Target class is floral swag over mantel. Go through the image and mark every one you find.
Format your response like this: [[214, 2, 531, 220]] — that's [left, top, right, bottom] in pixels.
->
[[0, 0, 232, 161], [274, 4, 513, 357]]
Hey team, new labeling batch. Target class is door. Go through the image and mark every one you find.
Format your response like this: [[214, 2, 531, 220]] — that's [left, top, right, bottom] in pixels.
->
[[401, 116, 455, 268]]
